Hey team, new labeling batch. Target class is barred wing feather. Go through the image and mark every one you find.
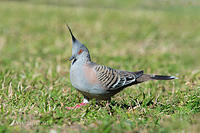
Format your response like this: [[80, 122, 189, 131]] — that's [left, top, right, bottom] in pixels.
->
[[94, 65, 143, 90]]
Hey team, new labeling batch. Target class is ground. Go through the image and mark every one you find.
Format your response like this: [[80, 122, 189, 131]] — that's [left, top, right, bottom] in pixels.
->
[[0, 0, 200, 133]]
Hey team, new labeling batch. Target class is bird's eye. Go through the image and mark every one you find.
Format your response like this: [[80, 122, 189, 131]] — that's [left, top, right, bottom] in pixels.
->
[[78, 49, 83, 55]]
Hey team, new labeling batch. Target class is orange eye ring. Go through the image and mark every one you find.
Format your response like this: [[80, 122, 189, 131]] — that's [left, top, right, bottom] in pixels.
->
[[78, 49, 83, 55]]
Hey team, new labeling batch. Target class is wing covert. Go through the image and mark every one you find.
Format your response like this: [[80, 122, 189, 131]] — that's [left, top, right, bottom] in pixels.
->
[[94, 65, 142, 90]]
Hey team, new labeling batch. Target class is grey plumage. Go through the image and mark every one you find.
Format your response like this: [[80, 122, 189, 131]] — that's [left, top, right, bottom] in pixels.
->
[[66, 26, 177, 103]]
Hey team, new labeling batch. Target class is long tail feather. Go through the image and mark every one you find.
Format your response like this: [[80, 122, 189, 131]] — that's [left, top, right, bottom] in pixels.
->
[[150, 75, 178, 80], [135, 74, 177, 84]]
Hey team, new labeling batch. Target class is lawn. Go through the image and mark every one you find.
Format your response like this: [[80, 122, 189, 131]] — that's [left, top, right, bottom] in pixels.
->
[[0, 0, 200, 133]]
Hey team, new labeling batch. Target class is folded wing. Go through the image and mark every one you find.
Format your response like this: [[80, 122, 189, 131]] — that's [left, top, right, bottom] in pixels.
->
[[94, 65, 143, 90]]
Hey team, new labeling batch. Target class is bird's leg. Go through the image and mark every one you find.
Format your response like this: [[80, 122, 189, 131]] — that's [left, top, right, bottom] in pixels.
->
[[66, 98, 89, 110], [106, 98, 111, 107], [105, 98, 113, 115]]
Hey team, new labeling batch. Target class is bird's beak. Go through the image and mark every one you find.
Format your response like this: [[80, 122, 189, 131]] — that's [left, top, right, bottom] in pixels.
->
[[69, 56, 75, 61]]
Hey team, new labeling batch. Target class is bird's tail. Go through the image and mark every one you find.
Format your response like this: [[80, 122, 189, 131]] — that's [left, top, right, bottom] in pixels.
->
[[136, 74, 177, 83], [150, 75, 177, 80]]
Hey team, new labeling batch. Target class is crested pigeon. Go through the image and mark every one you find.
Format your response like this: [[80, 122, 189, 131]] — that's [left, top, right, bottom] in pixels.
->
[[66, 26, 177, 109]]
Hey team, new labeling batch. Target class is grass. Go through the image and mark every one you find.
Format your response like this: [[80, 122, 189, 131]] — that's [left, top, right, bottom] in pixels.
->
[[0, 0, 200, 132]]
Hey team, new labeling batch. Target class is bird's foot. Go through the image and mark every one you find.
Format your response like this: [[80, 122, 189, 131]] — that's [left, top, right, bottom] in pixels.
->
[[65, 103, 87, 110]]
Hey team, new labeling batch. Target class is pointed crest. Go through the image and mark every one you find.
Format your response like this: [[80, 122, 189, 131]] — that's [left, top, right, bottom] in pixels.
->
[[66, 25, 76, 42]]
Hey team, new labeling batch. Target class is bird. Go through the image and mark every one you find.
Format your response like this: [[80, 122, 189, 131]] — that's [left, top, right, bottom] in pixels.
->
[[66, 25, 177, 109]]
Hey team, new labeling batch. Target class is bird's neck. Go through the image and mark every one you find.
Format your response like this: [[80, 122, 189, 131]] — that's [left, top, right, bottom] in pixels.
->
[[82, 52, 91, 62], [76, 54, 91, 65]]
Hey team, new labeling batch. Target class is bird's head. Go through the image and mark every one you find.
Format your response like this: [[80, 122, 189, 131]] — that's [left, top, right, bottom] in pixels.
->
[[66, 25, 91, 64]]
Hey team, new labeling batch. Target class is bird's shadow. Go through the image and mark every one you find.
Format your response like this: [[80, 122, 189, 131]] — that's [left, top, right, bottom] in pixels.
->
[[97, 101, 137, 110], [110, 101, 137, 110]]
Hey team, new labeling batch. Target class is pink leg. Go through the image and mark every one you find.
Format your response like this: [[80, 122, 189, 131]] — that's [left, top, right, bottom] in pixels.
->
[[65, 103, 88, 110]]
